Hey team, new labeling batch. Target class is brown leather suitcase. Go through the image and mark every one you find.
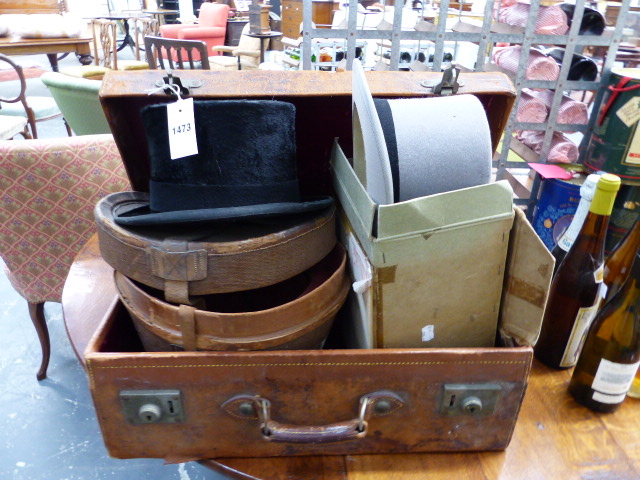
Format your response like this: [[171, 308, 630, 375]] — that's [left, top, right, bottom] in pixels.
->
[[85, 70, 551, 461]]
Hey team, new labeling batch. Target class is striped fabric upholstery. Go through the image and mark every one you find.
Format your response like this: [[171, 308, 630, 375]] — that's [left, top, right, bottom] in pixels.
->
[[525, 89, 589, 127], [497, 3, 569, 35], [493, 46, 560, 81], [516, 90, 548, 123], [516, 130, 579, 164]]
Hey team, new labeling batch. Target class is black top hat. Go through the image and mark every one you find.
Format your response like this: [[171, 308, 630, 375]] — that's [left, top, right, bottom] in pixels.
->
[[544, 47, 598, 82], [114, 100, 333, 227], [558, 3, 605, 36]]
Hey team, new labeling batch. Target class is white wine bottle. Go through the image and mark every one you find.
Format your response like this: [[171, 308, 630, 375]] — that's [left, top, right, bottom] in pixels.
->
[[568, 251, 640, 412], [550, 174, 600, 274], [535, 173, 621, 369]]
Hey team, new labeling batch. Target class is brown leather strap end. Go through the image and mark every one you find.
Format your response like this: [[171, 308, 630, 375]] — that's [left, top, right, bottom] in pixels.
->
[[178, 304, 198, 351]]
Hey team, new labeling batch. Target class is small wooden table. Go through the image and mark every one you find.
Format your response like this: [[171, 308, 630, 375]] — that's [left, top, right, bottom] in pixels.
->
[[63, 235, 640, 480], [245, 31, 282, 63], [142, 8, 179, 25], [0, 35, 92, 71]]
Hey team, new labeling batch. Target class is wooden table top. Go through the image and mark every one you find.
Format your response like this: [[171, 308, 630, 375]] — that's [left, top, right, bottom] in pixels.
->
[[0, 35, 92, 55], [63, 235, 640, 480]]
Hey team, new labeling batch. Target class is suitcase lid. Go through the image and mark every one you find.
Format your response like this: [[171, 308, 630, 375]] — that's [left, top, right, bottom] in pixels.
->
[[99, 70, 516, 194]]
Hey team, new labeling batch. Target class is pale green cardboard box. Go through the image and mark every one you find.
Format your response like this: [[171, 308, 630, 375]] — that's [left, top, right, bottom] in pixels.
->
[[331, 141, 554, 349]]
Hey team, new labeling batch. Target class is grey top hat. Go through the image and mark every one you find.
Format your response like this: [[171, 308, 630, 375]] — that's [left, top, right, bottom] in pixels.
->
[[114, 99, 333, 227]]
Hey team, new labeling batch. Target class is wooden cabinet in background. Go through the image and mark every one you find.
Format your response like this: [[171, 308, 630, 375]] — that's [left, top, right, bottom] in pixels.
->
[[281, 0, 334, 40], [225, 20, 248, 46]]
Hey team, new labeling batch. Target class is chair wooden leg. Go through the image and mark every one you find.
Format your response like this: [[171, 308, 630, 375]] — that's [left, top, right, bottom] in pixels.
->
[[63, 118, 73, 137], [28, 302, 50, 381]]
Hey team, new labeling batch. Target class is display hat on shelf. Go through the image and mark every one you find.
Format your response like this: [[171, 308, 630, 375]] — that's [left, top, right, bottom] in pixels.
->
[[544, 47, 598, 81], [558, 3, 605, 36], [113, 99, 333, 227]]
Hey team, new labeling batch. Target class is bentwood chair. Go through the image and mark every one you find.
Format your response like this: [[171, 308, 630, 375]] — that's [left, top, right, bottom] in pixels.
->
[[0, 54, 71, 139], [0, 135, 130, 380], [144, 36, 211, 69]]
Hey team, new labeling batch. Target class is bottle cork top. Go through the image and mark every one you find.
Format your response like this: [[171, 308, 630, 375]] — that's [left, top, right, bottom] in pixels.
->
[[596, 173, 622, 192], [590, 173, 621, 216]]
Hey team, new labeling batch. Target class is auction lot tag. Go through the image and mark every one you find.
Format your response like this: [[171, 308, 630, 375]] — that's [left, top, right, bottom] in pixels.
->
[[167, 98, 198, 159]]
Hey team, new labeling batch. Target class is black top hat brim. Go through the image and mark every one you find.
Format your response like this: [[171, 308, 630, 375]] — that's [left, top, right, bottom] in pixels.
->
[[113, 194, 334, 227]]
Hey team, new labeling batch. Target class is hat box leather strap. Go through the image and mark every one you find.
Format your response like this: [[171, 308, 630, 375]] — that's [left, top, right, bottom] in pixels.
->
[[96, 192, 337, 301]]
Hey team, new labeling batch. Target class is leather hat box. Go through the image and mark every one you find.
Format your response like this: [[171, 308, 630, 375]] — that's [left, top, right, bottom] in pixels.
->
[[84, 70, 552, 461]]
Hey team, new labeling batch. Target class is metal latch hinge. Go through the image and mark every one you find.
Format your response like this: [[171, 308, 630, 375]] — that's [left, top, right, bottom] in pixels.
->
[[421, 63, 463, 96], [120, 389, 184, 424], [154, 70, 203, 98], [440, 383, 501, 416]]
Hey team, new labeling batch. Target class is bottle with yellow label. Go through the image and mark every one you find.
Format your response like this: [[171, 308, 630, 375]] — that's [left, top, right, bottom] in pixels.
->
[[535, 174, 621, 369]]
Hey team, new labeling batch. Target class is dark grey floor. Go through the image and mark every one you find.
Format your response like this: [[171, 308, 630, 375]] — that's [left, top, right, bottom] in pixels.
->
[[1, 49, 231, 480]]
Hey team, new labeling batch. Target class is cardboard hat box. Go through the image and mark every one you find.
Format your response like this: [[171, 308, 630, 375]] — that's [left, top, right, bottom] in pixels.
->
[[84, 70, 553, 461]]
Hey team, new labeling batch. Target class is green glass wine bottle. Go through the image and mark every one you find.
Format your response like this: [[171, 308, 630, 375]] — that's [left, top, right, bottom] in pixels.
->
[[568, 250, 640, 412], [535, 173, 621, 369]]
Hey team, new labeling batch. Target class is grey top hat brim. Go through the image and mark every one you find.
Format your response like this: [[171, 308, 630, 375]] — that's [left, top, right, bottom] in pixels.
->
[[113, 193, 334, 227]]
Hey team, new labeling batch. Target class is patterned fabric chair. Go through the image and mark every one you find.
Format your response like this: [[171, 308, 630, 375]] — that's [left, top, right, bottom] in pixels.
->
[[0, 134, 130, 380]]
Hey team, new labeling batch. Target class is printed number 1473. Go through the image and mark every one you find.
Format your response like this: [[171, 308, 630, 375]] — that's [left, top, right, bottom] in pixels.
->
[[172, 123, 192, 135]]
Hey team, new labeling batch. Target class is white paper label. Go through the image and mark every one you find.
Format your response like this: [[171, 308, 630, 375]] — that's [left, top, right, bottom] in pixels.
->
[[616, 97, 640, 128], [556, 196, 592, 253], [624, 122, 640, 165], [167, 98, 198, 160], [422, 325, 435, 342], [560, 304, 599, 368], [591, 359, 640, 404]]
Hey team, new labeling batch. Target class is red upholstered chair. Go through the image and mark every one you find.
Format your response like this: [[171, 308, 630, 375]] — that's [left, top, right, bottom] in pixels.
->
[[159, 3, 230, 61], [0, 135, 130, 380]]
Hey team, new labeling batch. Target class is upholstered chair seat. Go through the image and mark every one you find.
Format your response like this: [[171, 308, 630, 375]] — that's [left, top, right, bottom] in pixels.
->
[[0, 115, 30, 140], [159, 3, 229, 61], [0, 134, 130, 380]]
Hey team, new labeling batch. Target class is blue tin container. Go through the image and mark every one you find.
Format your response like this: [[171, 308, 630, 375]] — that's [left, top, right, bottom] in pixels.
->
[[532, 177, 584, 251]]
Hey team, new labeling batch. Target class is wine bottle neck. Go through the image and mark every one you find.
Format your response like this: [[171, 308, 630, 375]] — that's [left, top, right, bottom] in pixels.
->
[[609, 219, 640, 259], [579, 211, 610, 246], [589, 174, 620, 216]]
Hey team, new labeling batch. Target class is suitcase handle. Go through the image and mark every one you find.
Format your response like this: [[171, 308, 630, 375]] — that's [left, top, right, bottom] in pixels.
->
[[221, 390, 404, 444]]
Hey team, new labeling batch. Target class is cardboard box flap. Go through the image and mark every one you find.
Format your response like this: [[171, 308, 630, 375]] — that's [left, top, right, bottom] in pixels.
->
[[332, 141, 378, 253], [332, 139, 514, 243], [377, 181, 514, 239], [499, 207, 555, 347]]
